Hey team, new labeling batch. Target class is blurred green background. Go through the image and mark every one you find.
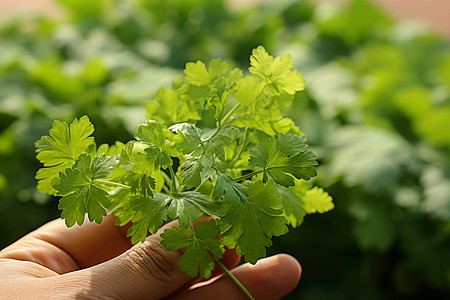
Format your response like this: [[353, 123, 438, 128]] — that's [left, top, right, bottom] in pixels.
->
[[1, 0, 449, 298]]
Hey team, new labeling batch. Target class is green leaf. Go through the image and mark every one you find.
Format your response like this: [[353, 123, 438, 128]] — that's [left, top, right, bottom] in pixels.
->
[[114, 194, 168, 244], [146, 87, 201, 125], [278, 181, 308, 228], [166, 191, 223, 227], [180, 159, 203, 188], [249, 134, 318, 187], [170, 123, 203, 154], [249, 46, 305, 95], [135, 121, 177, 170], [135, 120, 166, 149], [118, 141, 153, 175], [328, 126, 416, 192], [212, 173, 248, 207], [208, 82, 237, 121], [205, 127, 239, 162], [219, 181, 288, 263], [184, 59, 241, 87], [303, 187, 335, 214], [53, 154, 116, 227], [184, 61, 210, 86], [232, 76, 295, 134], [35, 116, 95, 195], [173, 124, 238, 189], [161, 220, 224, 278], [125, 172, 156, 198], [279, 180, 334, 227], [180, 59, 242, 121]]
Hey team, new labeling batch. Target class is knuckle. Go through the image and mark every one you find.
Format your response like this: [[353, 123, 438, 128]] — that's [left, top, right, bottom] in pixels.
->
[[125, 236, 182, 284]]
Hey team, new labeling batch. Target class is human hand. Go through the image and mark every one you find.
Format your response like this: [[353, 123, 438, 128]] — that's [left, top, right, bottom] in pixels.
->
[[0, 215, 301, 299]]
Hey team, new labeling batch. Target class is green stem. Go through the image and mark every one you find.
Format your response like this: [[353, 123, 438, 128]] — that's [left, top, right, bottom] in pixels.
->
[[94, 179, 130, 189], [194, 179, 207, 192], [107, 203, 122, 216], [205, 103, 242, 144], [216, 259, 255, 300], [169, 166, 177, 192], [229, 126, 250, 166], [233, 169, 263, 182], [179, 184, 187, 193], [220, 102, 241, 127]]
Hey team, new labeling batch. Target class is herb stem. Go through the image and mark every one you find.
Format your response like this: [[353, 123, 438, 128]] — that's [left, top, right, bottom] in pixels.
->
[[169, 166, 177, 192], [204, 103, 241, 145], [233, 169, 263, 182], [216, 259, 255, 300], [94, 179, 130, 189], [220, 102, 241, 127], [229, 126, 250, 166]]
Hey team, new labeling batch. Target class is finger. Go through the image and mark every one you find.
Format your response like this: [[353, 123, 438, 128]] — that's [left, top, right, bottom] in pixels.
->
[[0, 215, 132, 272], [174, 254, 302, 300], [167, 247, 241, 298], [34, 220, 241, 299]]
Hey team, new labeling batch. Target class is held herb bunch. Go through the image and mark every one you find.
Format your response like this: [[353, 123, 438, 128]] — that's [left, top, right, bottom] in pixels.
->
[[35, 46, 334, 289]]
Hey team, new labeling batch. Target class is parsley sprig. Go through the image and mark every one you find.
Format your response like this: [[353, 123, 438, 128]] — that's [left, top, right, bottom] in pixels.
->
[[35, 46, 334, 299]]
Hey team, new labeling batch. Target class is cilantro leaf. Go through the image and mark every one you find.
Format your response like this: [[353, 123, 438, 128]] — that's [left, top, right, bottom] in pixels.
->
[[125, 173, 156, 198], [249, 46, 305, 95], [303, 187, 335, 214], [118, 141, 153, 174], [204, 127, 239, 162], [114, 194, 168, 244], [135, 121, 178, 170], [278, 184, 308, 228], [170, 121, 238, 161], [212, 172, 248, 207], [219, 181, 288, 263], [35, 115, 95, 195], [146, 87, 201, 125], [180, 59, 242, 121], [116, 141, 157, 197], [180, 159, 204, 188], [52, 154, 116, 227], [172, 123, 237, 188], [184, 59, 241, 87], [279, 180, 334, 227], [208, 82, 237, 121], [232, 76, 294, 134], [170, 123, 203, 154], [249, 134, 318, 187], [166, 191, 223, 227], [161, 220, 224, 278], [184, 61, 211, 86]]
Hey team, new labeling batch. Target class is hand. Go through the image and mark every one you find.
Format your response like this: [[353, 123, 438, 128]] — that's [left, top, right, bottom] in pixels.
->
[[0, 215, 301, 299]]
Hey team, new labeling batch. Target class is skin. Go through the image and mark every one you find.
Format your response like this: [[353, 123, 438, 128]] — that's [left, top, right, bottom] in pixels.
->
[[0, 215, 302, 299]]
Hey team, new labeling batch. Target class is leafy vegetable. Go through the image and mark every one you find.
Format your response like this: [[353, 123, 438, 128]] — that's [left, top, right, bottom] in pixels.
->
[[0, 0, 447, 298], [249, 134, 318, 187], [219, 181, 288, 263], [36, 47, 333, 284], [53, 153, 116, 226], [161, 220, 224, 278], [35, 47, 332, 284], [35, 116, 95, 195]]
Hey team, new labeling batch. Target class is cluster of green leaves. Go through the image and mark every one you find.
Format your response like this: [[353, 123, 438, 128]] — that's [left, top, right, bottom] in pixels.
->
[[3, 0, 450, 298], [35, 46, 333, 278]]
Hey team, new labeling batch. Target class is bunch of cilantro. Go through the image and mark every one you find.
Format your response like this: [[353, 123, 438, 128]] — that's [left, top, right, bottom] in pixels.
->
[[35, 46, 333, 283]]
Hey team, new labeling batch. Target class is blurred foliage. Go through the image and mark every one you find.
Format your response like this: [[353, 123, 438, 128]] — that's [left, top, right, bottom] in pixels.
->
[[0, 0, 449, 298]]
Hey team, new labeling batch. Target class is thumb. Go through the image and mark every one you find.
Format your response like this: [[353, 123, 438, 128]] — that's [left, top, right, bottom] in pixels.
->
[[64, 221, 191, 299]]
